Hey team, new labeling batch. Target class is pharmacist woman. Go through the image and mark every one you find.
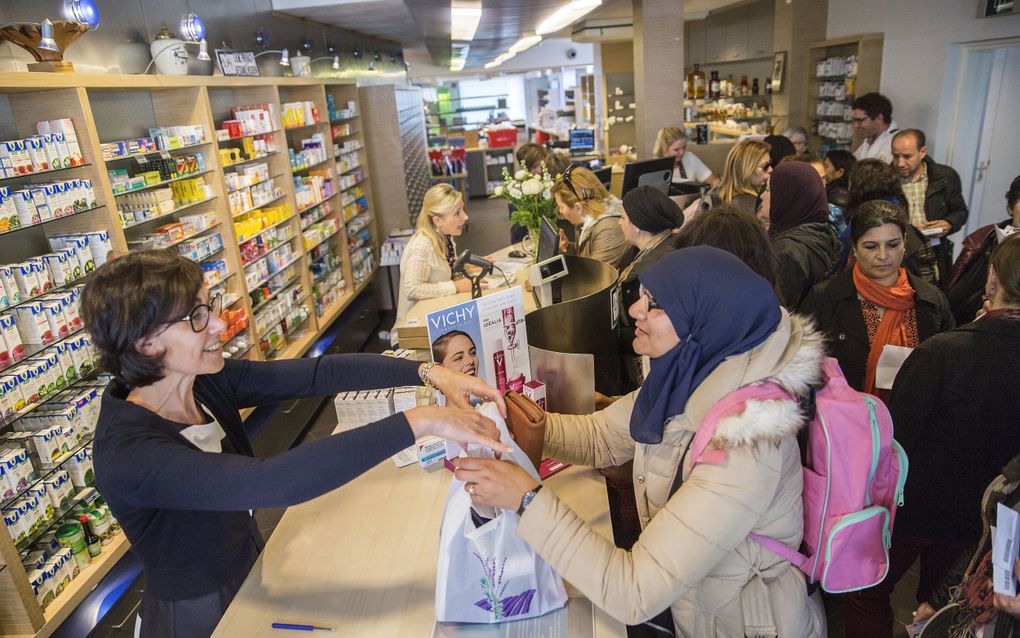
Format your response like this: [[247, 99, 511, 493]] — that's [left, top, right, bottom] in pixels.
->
[[81, 249, 508, 637], [395, 184, 482, 332]]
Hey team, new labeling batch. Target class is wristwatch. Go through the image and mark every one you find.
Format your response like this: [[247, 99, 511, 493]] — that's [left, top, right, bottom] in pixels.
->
[[517, 485, 543, 516]]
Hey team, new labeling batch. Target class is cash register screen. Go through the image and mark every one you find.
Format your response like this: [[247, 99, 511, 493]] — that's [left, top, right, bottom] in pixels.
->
[[569, 129, 595, 154], [537, 216, 559, 263]]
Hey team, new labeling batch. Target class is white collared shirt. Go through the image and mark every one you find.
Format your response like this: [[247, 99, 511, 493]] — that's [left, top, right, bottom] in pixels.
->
[[853, 120, 899, 164]]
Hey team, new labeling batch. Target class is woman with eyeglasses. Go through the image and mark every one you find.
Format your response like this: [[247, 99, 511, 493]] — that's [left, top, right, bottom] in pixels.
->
[[81, 249, 509, 637], [455, 247, 827, 637], [552, 165, 628, 269]]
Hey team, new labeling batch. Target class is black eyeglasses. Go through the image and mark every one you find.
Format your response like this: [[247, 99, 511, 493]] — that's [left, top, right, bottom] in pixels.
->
[[562, 164, 580, 199], [638, 284, 662, 312], [173, 295, 222, 333]]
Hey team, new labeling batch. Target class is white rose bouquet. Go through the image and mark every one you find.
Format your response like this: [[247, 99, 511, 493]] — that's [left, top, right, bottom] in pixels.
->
[[491, 162, 559, 260]]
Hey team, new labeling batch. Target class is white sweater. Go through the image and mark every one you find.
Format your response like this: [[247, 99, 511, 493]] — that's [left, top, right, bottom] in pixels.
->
[[395, 233, 457, 328]]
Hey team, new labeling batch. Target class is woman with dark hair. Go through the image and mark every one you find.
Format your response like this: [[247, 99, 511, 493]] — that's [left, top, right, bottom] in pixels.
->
[[801, 200, 954, 395], [759, 161, 841, 310], [847, 159, 939, 285], [616, 186, 685, 389], [844, 233, 1020, 638], [763, 134, 796, 168], [82, 249, 508, 636], [823, 149, 856, 211], [675, 205, 781, 296], [945, 174, 1020, 325], [455, 247, 828, 637]]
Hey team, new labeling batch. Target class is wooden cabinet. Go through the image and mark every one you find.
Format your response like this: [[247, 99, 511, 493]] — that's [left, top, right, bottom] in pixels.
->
[[691, 0, 774, 65], [746, 0, 774, 59], [806, 34, 884, 154], [0, 73, 381, 637], [685, 20, 706, 66]]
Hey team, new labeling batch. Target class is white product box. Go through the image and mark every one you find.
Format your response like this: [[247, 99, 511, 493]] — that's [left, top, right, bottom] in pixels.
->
[[13, 302, 53, 344], [1, 313, 25, 361]]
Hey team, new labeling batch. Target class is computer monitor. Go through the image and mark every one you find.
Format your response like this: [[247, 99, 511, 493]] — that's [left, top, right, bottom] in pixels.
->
[[569, 129, 595, 155], [593, 166, 612, 189], [620, 156, 675, 197], [537, 216, 559, 263]]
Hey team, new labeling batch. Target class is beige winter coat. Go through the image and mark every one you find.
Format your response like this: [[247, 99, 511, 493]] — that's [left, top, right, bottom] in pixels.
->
[[518, 311, 828, 637]]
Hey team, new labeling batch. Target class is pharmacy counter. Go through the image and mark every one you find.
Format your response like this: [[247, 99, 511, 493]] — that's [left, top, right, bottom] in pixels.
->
[[213, 459, 626, 638]]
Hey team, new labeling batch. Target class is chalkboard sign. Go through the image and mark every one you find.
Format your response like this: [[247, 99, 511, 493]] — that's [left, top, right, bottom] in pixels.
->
[[215, 50, 260, 77]]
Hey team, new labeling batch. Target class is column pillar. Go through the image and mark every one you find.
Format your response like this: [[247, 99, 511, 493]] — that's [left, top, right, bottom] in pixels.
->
[[633, 0, 684, 159], [771, 0, 827, 134]]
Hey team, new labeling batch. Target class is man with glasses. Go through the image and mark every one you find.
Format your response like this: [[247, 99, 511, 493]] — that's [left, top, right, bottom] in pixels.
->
[[851, 92, 899, 164]]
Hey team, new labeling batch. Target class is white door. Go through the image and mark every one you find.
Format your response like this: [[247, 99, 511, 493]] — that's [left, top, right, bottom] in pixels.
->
[[964, 45, 1020, 235]]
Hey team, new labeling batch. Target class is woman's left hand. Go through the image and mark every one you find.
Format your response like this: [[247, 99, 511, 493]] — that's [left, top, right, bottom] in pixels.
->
[[454, 457, 539, 511], [424, 363, 507, 417]]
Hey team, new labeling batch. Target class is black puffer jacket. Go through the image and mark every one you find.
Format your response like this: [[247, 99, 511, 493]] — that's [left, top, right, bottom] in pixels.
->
[[772, 221, 842, 311]]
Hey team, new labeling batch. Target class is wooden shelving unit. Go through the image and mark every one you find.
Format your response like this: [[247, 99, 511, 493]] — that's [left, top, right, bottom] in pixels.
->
[[0, 73, 382, 637], [806, 34, 884, 155]]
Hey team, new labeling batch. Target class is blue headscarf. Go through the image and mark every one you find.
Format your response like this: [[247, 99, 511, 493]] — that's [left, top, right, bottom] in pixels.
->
[[630, 246, 782, 444]]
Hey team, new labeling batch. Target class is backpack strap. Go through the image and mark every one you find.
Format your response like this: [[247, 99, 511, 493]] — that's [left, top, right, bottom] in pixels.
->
[[687, 382, 791, 474]]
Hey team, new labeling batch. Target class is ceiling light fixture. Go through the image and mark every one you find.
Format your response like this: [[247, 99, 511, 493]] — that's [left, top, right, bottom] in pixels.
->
[[484, 51, 515, 69], [536, 0, 602, 36], [508, 34, 542, 56], [451, 1, 482, 41]]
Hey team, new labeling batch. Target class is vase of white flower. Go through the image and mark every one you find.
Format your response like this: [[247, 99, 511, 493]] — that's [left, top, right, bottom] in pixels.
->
[[491, 162, 558, 262]]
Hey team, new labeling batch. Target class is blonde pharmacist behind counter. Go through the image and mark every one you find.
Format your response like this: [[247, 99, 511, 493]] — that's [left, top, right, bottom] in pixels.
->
[[82, 249, 510, 637], [395, 184, 483, 333]]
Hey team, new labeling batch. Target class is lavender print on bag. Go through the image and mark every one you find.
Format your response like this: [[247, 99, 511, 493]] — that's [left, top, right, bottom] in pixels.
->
[[472, 552, 537, 618]]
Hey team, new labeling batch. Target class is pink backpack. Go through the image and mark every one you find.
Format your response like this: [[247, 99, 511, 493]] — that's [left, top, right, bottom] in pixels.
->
[[687, 357, 909, 593]]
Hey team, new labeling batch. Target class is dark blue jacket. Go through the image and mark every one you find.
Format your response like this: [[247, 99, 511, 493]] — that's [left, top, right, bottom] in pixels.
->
[[93, 354, 421, 600]]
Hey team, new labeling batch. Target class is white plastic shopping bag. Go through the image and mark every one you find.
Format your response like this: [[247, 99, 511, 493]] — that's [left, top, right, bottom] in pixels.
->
[[435, 402, 568, 623]]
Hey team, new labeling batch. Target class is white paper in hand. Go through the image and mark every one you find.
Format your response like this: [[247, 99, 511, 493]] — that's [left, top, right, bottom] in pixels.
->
[[875, 345, 914, 390], [993, 504, 1020, 596]]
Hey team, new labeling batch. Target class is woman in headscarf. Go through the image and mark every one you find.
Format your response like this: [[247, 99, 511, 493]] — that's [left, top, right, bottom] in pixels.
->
[[800, 200, 954, 397], [760, 161, 842, 310], [617, 185, 684, 389], [456, 247, 828, 637]]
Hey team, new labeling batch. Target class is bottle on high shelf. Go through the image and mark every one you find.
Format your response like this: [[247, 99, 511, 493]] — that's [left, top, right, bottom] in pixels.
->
[[687, 64, 706, 100], [740, 75, 749, 96], [752, 78, 760, 95], [709, 71, 720, 99]]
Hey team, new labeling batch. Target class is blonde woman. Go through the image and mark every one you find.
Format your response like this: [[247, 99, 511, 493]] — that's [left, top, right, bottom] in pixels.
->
[[717, 139, 772, 216], [652, 127, 719, 186], [552, 165, 628, 269], [396, 184, 479, 328]]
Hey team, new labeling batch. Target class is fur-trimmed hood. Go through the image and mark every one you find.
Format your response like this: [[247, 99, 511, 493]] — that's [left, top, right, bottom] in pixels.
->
[[680, 310, 826, 451]]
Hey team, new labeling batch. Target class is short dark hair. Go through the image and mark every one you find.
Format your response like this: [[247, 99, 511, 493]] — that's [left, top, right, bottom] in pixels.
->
[[675, 206, 781, 298], [431, 329, 475, 363], [991, 233, 1020, 306], [81, 249, 205, 389], [1007, 175, 1020, 211], [849, 199, 908, 245], [851, 92, 893, 124], [515, 143, 547, 171], [847, 159, 907, 214], [893, 128, 926, 149], [824, 150, 856, 188]]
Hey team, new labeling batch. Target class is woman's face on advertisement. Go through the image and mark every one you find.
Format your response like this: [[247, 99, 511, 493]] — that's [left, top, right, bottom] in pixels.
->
[[441, 334, 478, 376]]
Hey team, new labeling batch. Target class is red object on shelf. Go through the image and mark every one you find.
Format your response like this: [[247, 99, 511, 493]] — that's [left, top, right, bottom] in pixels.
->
[[535, 130, 550, 145], [486, 128, 518, 148]]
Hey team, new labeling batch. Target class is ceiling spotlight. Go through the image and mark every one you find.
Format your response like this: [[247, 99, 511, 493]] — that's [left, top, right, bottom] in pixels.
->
[[373, 51, 381, 61], [333, 55, 340, 70], [311, 53, 341, 70], [254, 47, 289, 66], [352, 48, 362, 59], [196, 38, 210, 61], [301, 37, 314, 53]]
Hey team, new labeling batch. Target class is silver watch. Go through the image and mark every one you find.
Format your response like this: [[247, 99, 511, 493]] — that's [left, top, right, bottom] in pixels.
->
[[517, 485, 543, 515]]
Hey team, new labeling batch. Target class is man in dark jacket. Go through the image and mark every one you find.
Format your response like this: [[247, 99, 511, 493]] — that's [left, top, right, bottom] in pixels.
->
[[892, 129, 969, 287]]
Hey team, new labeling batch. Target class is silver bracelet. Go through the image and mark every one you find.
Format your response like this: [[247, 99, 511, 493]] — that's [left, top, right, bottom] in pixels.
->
[[419, 361, 439, 390]]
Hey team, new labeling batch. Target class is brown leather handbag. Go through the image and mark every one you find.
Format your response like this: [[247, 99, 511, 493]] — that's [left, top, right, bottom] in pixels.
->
[[503, 390, 546, 471]]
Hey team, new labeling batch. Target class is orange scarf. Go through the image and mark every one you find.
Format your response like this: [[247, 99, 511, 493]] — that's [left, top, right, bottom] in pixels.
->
[[853, 265, 916, 394]]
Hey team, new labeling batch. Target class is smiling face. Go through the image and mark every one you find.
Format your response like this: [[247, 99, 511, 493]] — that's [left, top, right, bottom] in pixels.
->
[[439, 334, 478, 376], [432, 202, 469, 236], [853, 223, 906, 287], [555, 192, 584, 225], [145, 287, 226, 379], [628, 285, 680, 358], [852, 109, 887, 140]]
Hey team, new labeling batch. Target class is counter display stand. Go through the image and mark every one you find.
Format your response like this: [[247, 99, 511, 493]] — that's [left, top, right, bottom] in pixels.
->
[[0, 73, 381, 637]]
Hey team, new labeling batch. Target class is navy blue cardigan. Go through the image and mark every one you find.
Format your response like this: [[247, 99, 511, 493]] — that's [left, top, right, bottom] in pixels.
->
[[93, 353, 422, 600]]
